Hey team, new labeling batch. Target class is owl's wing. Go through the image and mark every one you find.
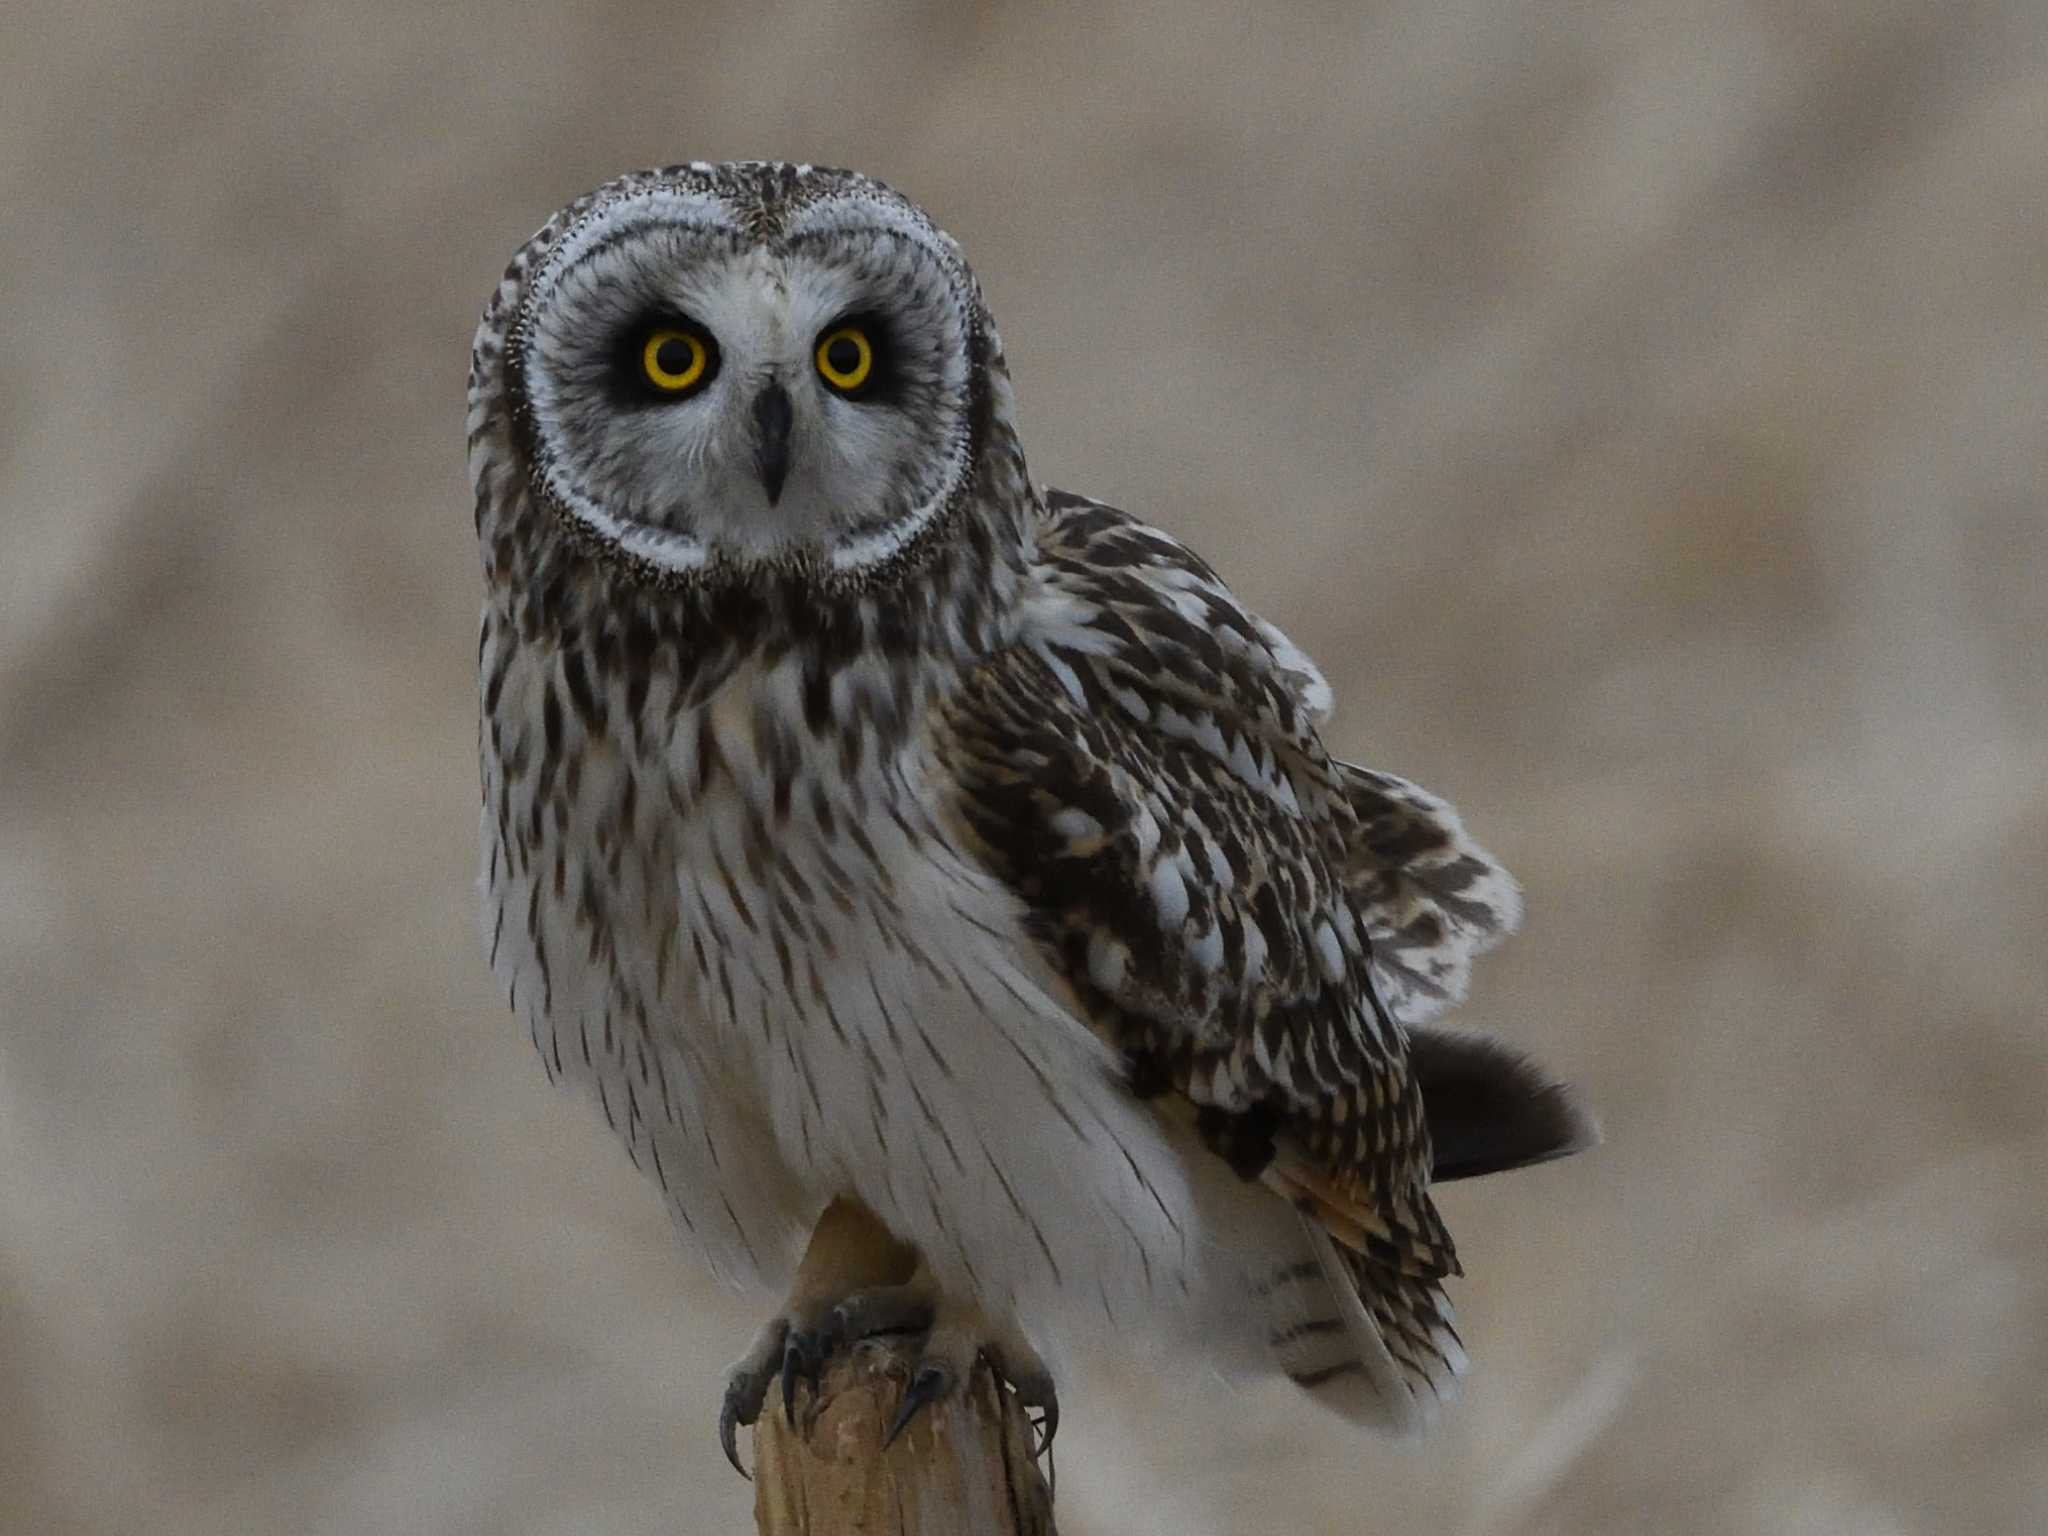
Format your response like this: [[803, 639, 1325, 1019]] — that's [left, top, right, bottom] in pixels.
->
[[939, 490, 1523, 1109], [929, 491, 1544, 1424]]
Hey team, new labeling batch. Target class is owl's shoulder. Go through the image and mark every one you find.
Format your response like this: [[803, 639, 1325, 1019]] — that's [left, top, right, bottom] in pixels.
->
[[1024, 488, 1336, 735]]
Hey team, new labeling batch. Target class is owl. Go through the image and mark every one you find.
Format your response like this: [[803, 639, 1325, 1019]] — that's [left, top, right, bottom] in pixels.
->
[[467, 161, 1593, 1471]]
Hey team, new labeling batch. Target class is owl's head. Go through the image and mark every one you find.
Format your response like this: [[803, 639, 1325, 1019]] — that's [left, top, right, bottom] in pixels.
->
[[472, 163, 1020, 596]]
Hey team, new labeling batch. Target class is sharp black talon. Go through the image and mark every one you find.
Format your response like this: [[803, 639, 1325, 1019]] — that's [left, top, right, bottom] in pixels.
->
[[721, 1315, 786, 1479], [884, 1363, 952, 1449], [718, 1393, 751, 1481], [1032, 1399, 1060, 1458], [780, 1330, 823, 1425]]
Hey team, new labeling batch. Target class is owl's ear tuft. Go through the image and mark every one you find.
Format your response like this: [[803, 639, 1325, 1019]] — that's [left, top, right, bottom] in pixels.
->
[[1408, 1026, 1598, 1183]]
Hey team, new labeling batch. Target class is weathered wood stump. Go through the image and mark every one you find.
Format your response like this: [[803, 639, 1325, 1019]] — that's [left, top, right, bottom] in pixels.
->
[[752, 1336, 1056, 1535]]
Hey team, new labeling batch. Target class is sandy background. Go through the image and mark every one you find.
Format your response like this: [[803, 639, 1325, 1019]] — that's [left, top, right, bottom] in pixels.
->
[[4, 2, 2045, 1531]]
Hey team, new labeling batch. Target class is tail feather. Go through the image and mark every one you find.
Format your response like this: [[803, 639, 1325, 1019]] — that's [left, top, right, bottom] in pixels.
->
[[1255, 1216, 1466, 1436], [1264, 1153, 1462, 1281], [1244, 1033, 1594, 1434], [1409, 1025, 1601, 1182], [1256, 1143, 1468, 1435]]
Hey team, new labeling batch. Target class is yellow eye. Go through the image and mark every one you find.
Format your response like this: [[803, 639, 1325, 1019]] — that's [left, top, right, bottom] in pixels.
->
[[642, 328, 710, 392], [815, 326, 874, 393]]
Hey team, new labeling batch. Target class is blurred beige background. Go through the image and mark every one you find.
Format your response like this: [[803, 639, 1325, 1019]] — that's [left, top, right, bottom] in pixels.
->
[[4, 2, 2044, 1532]]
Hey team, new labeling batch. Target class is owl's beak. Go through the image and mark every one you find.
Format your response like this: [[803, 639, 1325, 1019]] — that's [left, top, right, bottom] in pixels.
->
[[752, 382, 793, 506]]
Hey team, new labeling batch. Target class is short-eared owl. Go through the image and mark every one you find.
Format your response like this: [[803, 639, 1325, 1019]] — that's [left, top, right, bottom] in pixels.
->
[[468, 161, 1592, 1465]]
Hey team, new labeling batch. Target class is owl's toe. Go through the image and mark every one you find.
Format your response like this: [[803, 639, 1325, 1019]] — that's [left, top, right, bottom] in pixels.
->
[[719, 1299, 853, 1472], [718, 1313, 792, 1478], [779, 1323, 828, 1428], [998, 1350, 1059, 1460], [828, 1275, 939, 1343], [884, 1357, 958, 1447], [878, 1300, 1059, 1466]]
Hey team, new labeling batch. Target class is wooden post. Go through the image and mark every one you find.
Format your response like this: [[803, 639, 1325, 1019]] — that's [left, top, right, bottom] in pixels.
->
[[751, 1335, 1056, 1535]]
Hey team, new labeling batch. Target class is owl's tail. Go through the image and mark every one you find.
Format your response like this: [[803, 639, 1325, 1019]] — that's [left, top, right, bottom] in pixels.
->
[[1253, 1198, 1467, 1436], [1256, 1026, 1596, 1431]]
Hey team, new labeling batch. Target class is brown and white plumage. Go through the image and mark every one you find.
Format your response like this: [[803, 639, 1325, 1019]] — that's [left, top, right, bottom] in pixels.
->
[[933, 491, 1577, 1426], [468, 161, 1593, 1449]]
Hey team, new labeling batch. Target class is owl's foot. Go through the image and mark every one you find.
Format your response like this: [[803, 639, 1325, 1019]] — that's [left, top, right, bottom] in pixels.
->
[[718, 1197, 920, 1478], [719, 1304, 912, 1475], [716, 1264, 1060, 1476]]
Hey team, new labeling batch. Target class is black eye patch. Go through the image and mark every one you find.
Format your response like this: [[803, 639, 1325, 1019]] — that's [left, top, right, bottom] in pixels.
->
[[814, 311, 901, 403], [607, 313, 721, 407]]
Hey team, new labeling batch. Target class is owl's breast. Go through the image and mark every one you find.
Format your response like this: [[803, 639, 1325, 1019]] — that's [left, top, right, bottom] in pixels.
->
[[657, 693, 1212, 1328], [481, 621, 1208, 1319], [656, 652, 972, 1044]]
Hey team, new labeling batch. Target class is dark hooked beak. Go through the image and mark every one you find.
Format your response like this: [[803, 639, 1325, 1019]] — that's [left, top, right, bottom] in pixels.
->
[[752, 382, 793, 506]]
